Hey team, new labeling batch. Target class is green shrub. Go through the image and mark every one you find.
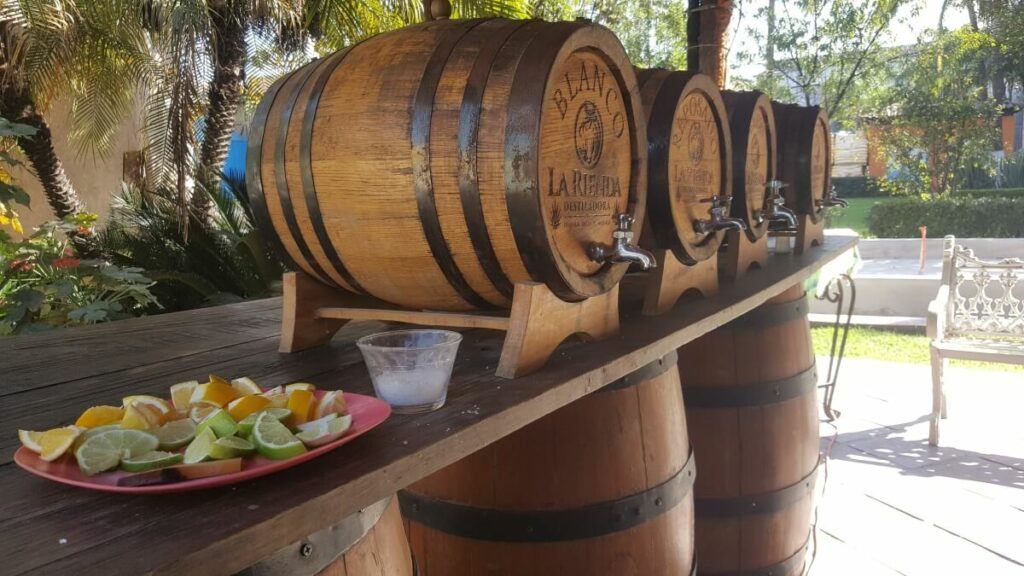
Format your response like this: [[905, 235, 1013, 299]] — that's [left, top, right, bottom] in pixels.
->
[[867, 196, 1024, 238], [831, 176, 886, 198], [953, 187, 1024, 199]]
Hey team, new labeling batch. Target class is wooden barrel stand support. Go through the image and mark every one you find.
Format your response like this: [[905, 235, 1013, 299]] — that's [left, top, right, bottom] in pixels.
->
[[242, 497, 415, 576], [401, 352, 697, 575], [678, 286, 819, 576], [771, 103, 833, 255]]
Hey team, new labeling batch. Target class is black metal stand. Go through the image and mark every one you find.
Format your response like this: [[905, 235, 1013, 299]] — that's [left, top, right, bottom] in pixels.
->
[[815, 273, 855, 422]]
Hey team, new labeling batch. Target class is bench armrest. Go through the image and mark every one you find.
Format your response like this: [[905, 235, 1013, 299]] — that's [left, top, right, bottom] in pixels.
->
[[927, 284, 949, 341]]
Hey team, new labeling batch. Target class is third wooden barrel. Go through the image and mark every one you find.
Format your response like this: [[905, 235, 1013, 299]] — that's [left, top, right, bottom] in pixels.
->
[[247, 18, 647, 311], [678, 286, 819, 576], [772, 103, 831, 224], [636, 69, 733, 264], [401, 352, 696, 575], [720, 91, 777, 242]]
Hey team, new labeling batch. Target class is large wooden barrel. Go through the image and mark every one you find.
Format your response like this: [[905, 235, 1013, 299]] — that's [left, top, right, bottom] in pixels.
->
[[243, 497, 415, 575], [720, 91, 777, 242], [246, 18, 647, 311], [401, 352, 696, 575], [772, 103, 831, 224], [678, 286, 819, 576], [636, 69, 733, 264]]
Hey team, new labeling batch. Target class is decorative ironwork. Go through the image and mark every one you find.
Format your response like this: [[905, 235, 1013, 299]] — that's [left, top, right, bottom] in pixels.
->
[[948, 244, 1024, 338], [815, 274, 855, 422]]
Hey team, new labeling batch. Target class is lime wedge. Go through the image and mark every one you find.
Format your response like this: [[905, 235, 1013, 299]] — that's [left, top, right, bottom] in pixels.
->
[[196, 409, 238, 438], [238, 408, 292, 437], [183, 428, 217, 464], [75, 429, 159, 476], [121, 450, 183, 473], [296, 413, 339, 433], [296, 414, 352, 448], [155, 418, 197, 450], [209, 436, 255, 460], [253, 412, 306, 460], [73, 424, 122, 449]]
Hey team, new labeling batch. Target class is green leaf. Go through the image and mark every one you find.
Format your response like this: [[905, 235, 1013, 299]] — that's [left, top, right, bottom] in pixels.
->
[[0, 118, 37, 138]]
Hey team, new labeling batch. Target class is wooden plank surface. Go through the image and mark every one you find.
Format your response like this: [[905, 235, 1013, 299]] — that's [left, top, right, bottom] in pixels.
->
[[0, 232, 856, 575]]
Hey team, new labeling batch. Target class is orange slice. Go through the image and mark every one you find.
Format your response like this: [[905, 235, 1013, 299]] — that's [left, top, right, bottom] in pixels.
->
[[38, 426, 81, 462], [286, 389, 317, 425], [190, 378, 239, 407], [18, 430, 45, 453], [75, 405, 125, 429], [314, 390, 348, 419], [226, 395, 270, 421]]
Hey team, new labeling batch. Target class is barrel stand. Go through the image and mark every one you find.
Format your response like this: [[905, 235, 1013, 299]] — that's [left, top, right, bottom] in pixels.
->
[[642, 249, 719, 315], [278, 271, 619, 378], [795, 214, 825, 254], [719, 229, 769, 281]]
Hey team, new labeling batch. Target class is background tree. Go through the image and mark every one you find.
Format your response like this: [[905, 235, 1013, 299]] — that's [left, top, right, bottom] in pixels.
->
[[877, 28, 1001, 195], [736, 0, 909, 126]]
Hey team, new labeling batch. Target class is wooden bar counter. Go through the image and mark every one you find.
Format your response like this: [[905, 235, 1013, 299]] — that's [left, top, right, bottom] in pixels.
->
[[0, 232, 856, 575]]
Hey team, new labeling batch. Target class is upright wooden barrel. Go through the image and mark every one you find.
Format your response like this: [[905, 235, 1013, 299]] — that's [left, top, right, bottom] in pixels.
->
[[678, 286, 819, 576], [636, 69, 733, 264], [243, 497, 415, 576], [247, 18, 647, 311], [772, 103, 831, 224], [401, 352, 696, 575], [720, 91, 777, 242]]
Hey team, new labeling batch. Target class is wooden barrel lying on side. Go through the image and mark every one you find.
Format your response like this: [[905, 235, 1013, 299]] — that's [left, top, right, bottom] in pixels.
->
[[678, 286, 819, 576], [246, 18, 647, 311], [772, 103, 831, 224], [401, 352, 696, 575], [720, 91, 777, 242], [636, 69, 733, 264], [242, 497, 415, 576]]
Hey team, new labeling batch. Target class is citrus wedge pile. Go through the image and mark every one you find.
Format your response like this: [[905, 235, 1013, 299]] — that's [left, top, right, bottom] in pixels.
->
[[18, 376, 353, 479]]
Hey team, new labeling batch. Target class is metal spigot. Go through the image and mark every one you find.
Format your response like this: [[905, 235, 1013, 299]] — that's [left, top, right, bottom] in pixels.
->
[[817, 185, 848, 209], [762, 180, 798, 231], [694, 195, 746, 234], [587, 213, 657, 270]]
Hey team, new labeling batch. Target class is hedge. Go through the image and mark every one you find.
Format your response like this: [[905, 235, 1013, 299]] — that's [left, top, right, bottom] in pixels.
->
[[954, 187, 1024, 199], [867, 196, 1024, 238], [831, 176, 886, 198]]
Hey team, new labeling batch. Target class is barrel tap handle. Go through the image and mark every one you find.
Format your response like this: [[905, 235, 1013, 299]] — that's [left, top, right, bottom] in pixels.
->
[[694, 195, 746, 234], [762, 179, 798, 231], [587, 213, 657, 270], [816, 185, 848, 209]]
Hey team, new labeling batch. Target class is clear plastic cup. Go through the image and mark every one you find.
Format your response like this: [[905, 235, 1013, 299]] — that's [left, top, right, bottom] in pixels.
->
[[356, 329, 462, 414]]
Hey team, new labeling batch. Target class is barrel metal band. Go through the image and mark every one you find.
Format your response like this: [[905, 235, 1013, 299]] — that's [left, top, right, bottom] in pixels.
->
[[246, 70, 306, 275], [274, 59, 332, 284], [299, 47, 368, 294], [725, 296, 808, 329], [240, 497, 392, 575], [683, 364, 817, 409], [457, 19, 533, 300], [702, 536, 809, 576], [400, 450, 696, 543], [411, 19, 494, 309], [695, 463, 819, 518], [600, 350, 678, 393]]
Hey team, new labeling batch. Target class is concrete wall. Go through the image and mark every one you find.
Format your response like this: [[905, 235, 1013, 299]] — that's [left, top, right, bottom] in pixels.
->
[[858, 238, 1024, 261], [7, 99, 144, 232]]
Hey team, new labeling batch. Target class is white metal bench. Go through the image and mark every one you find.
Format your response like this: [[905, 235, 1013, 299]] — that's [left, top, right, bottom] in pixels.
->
[[927, 236, 1024, 445]]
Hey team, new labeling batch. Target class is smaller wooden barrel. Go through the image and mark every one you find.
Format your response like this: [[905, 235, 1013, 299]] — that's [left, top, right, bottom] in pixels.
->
[[636, 69, 733, 264], [720, 91, 777, 242], [772, 103, 831, 223], [401, 352, 696, 575], [242, 497, 415, 576], [678, 286, 819, 576]]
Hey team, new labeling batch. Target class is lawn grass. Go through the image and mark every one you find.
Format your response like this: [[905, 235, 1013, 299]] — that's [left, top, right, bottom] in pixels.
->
[[811, 326, 1023, 372], [825, 197, 898, 237]]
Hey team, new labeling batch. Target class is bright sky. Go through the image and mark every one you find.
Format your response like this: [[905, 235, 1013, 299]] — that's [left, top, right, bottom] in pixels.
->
[[727, 0, 972, 82]]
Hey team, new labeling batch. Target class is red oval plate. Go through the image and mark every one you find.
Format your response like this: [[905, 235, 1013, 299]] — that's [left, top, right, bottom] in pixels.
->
[[14, 391, 390, 494]]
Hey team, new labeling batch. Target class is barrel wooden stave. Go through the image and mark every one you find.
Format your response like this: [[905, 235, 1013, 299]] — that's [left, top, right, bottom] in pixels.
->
[[249, 19, 648, 311], [772, 103, 831, 224], [679, 286, 818, 575], [403, 354, 695, 575], [318, 499, 415, 576], [638, 69, 732, 264], [720, 90, 777, 242]]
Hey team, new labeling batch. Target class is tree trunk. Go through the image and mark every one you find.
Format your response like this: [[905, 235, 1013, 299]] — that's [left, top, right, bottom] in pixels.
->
[[192, 0, 248, 217], [687, 0, 733, 88]]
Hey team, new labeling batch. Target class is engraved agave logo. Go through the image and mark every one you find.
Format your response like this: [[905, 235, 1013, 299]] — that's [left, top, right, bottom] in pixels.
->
[[574, 101, 604, 169], [550, 203, 562, 229], [687, 122, 705, 164]]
